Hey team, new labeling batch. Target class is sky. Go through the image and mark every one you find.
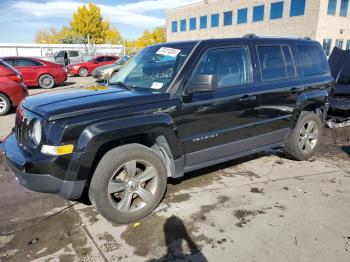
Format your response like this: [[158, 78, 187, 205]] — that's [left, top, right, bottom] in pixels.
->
[[0, 0, 200, 43]]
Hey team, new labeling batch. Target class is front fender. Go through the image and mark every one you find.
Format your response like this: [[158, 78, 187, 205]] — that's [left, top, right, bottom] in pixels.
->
[[71, 113, 183, 180]]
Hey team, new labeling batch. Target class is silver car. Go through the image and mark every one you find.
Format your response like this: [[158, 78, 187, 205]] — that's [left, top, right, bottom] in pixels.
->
[[92, 55, 131, 82]]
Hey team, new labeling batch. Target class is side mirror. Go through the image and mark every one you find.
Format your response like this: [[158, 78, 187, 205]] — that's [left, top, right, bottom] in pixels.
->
[[186, 75, 217, 93]]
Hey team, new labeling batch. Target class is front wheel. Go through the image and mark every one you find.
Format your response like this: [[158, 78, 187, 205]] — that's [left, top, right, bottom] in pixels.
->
[[284, 111, 322, 161], [0, 93, 11, 116], [89, 144, 167, 224], [78, 67, 88, 77], [38, 74, 55, 89]]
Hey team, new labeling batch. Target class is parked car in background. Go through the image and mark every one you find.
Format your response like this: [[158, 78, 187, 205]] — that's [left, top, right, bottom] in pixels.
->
[[67, 55, 119, 77], [0, 60, 27, 116], [2, 57, 67, 89], [92, 55, 131, 82], [54, 50, 83, 65]]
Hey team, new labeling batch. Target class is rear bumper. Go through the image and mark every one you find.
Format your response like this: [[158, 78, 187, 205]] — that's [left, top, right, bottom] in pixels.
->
[[2, 134, 86, 200]]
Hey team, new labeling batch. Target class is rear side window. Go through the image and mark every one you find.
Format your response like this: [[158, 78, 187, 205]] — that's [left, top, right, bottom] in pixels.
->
[[192, 46, 251, 88], [68, 51, 79, 57], [257, 45, 296, 80], [297, 45, 326, 76], [3, 59, 14, 66], [104, 56, 116, 62], [14, 59, 42, 66]]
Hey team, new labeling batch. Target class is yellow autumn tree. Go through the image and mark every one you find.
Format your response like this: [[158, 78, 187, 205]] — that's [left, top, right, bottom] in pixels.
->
[[103, 21, 123, 44], [126, 27, 166, 52], [70, 3, 105, 44]]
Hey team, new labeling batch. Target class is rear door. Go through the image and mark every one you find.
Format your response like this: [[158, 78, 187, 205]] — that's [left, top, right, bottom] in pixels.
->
[[180, 45, 262, 168], [12, 58, 43, 86], [254, 43, 299, 137]]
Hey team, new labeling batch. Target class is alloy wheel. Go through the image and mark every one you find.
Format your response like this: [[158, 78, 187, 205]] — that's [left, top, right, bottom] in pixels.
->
[[298, 120, 319, 153], [108, 159, 158, 213], [0, 97, 7, 113], [40, 75, 54, 88]]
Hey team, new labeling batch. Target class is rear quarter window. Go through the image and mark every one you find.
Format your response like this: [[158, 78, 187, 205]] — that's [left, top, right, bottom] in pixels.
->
[[297, 45, 327, 76]]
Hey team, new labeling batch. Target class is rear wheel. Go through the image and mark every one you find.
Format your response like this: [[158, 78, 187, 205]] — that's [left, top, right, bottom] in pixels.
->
[[89, 144, 167, 224], [0, 94, 10, 116], [78, 67, 88, 77], [284, 111, 322, 160], [38, 74, 55, 89]]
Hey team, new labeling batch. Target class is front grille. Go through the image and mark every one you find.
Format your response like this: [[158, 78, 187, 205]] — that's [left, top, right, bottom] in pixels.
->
[[15, 106, 30, 147]]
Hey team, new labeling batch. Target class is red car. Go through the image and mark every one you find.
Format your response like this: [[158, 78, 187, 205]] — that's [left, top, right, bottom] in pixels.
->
[[67, 55, 119, 77], [2, 57, 67, 89], [0, 60, 28, 116]]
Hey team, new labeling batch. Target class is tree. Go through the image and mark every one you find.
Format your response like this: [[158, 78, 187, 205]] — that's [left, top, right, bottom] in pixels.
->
[[35, 27, 59, 43], [125, 27, 166, 53], [103, 21, 122, 44], [70, 3, 105, 44]]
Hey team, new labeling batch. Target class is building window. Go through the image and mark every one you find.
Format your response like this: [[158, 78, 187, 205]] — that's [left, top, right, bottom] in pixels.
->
[[347, 40, 350, 49], [224, 11, 233, 26], [171, 21, 177, 33], [340, 0, 349, 16], [327, 0, 337, 15], [270, 1, 284, 19], [237, 8, 248, 24], [253, 5, 264, 22], [200, 16, 207, 29], [190, 17, 196, 30], [211, 13, 219, 27], [323, 38, 333, 56], [290, 0, 306, 17], [180, 19, 186, 32], [336, 39, 344, 49]]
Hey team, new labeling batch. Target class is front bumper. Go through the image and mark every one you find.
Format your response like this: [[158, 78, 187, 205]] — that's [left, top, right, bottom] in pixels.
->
[[92, 70, 110, 81], [2, 134, 86, 200]]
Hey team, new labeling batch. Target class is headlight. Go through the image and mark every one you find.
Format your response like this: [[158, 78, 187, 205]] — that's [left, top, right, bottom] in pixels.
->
[[30, 119, 42, 145]]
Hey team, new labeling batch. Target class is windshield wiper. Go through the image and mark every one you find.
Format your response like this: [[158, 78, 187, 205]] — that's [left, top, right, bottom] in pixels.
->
[[110, 81, 135, 91]]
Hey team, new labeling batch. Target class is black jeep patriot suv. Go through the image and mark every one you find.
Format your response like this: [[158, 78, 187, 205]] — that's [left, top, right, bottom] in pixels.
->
[[3, 37, 332, 223]]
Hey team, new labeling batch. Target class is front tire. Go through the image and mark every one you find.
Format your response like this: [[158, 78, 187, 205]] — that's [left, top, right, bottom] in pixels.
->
[[38, 74, 55, 89], [0, 93, 10, 116], [284, 111, 322, 161], [89, 144, 167, 224], [78, 67, 88, 77]]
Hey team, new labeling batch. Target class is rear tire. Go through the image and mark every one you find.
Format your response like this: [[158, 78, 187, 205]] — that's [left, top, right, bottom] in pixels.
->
[[0, 93, 10, 116], [78, 67, 88, 77], [89, 144, 167, 224], [38, 74, 55, 89], [284, 111, 322, 161]]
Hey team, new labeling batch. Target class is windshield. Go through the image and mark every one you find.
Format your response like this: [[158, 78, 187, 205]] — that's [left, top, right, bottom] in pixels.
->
[[109, 42, 196, 92]]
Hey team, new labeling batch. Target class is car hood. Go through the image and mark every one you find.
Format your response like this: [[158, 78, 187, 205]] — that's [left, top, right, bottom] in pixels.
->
[[95, 63, 121, 71], [22, 86, 171, 121]]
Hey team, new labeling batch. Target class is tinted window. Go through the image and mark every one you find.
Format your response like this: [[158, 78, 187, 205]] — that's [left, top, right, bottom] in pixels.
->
[[270, 1, 284, 19], [171, 21, 177, 32], [253, 5, 264, 22], [105, 56, 116, 62], [56, 51, 64, 57], [327, 0, 337, 15], [340, 0, 349, 16], [257, 46, 286, 80], [290, 0, 306, 16], [193, 47, 251, 88], [347, 40, 350, 50], [95, 57, 105, 63], [180, 19, 186, 31], [323, 38, 332, 55], [237, 8, 248, 24], [223, 11, 232, 26], [189, 17, 196, 30], [336, 39, 344, 49], [3, 59, 14, 66], [211, 13, 219, 27], [68, 51, 79, 57], [282, 46, 296, 77], [200, 16, 207, 29], [297, 45, 326, 76], [14, 58, 42, 66]]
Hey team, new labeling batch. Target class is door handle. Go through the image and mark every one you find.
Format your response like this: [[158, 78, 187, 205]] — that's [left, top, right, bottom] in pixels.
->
[[290, 87, 304, 94], [239, 95, 256, 103]]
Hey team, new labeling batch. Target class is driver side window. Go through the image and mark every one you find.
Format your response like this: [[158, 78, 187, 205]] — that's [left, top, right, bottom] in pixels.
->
[[192, 46, 251, 88]]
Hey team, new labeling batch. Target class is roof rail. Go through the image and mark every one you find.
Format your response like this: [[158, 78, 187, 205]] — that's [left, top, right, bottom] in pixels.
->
[[304, 37, 312, 40], [243, 34, 258, 38]]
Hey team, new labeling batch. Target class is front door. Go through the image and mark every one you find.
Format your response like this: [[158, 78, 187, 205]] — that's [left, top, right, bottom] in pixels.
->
[[179, 45, 261, 168]]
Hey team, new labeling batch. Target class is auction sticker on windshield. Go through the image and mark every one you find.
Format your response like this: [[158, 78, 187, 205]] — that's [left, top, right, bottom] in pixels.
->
[[156, 47, 181, 57], [150, 82, 164, 89]]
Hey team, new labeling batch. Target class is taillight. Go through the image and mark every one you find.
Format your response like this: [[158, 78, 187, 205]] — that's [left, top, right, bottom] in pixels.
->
[[8, 74, 22, 83]]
